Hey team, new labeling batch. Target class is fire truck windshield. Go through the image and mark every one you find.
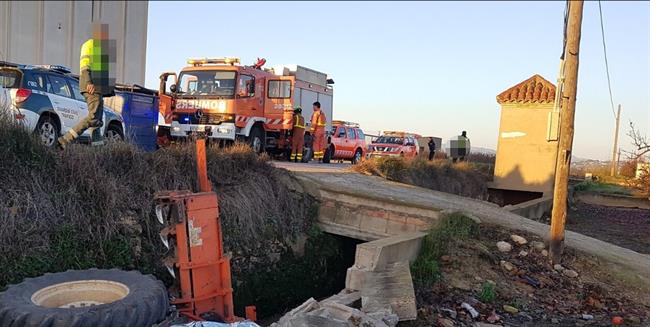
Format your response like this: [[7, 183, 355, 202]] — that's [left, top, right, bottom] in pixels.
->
[[374, 136, 404, 145], [176, 71, 236, 98]]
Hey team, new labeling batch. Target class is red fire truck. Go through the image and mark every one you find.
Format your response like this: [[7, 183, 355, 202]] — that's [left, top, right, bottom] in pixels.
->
[[157, 57, 334, 154]]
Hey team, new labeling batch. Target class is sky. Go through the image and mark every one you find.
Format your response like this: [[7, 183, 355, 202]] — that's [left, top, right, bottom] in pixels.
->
[[145, 1, 650, 160]]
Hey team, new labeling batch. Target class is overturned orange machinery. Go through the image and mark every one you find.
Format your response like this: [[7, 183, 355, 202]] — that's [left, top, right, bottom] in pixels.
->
[[154, 138, 255, 322]]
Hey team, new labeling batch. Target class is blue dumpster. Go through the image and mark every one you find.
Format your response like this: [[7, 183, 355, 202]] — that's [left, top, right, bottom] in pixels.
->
[[105, 84, 159, 151]]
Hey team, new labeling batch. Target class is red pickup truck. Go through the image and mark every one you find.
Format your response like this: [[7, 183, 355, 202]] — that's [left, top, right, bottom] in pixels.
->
[[368, 132, 420, 159], [323, 120, 367, 164]]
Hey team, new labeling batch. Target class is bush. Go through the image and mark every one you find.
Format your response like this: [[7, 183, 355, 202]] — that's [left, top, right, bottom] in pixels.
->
[[412, 213, 479, 285], [479, 282, 497, 303], [0, 120, 316, 292], [620, 160, 638, 178], [353, 157, 490, 200], [573, 181, 631, 196]]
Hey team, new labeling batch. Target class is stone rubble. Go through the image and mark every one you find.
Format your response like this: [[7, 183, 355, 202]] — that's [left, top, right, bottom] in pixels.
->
[[510, 234, 528, 245], [496, 241, 513, 252], [270, 291, 400, 327]]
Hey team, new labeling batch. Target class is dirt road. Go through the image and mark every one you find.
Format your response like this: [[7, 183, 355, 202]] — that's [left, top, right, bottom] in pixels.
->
[[271, 161, 352, 173]]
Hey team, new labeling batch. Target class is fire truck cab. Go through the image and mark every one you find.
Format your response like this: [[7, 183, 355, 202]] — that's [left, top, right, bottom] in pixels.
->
[[157, 57, 334, 154]]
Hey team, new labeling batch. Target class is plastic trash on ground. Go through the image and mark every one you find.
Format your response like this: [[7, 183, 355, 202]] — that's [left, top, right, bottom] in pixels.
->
[[171, 322, 261, 327]]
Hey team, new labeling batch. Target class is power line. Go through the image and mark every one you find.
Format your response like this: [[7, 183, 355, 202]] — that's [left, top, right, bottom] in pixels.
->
[[598, 0, 617, 119]]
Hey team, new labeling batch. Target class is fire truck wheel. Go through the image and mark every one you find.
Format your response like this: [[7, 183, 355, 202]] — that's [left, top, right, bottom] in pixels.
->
[[351, 148, 363, 164], [248, 126, 265, 154], [0, 269, 169, 327]]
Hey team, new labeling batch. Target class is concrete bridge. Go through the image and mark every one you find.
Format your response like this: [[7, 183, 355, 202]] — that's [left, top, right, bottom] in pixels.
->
[[271, 162, 650, 323], [274, 162, 650, 283]]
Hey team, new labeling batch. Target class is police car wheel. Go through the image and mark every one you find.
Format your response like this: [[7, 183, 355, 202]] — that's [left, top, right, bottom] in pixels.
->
[[35, 116, 60, 148], [106, 124, 124, 142]]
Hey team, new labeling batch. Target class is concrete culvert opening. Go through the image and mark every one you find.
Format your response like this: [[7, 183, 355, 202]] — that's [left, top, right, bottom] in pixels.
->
[[31, 280, 130, 308]]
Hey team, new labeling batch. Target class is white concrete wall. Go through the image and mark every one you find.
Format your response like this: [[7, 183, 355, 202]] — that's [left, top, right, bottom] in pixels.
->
[[0, 1, 148, 85]]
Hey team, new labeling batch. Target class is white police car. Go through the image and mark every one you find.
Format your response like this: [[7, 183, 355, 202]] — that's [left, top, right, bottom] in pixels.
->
[[0, 62, 124, 147]]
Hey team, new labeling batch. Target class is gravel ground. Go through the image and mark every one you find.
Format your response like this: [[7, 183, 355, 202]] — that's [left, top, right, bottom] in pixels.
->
[[405, 225, 650, 327]]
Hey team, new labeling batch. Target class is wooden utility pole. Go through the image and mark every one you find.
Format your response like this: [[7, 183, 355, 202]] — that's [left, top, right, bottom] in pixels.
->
[[610, 105, 621, 176], [549, 0, 584, 264]]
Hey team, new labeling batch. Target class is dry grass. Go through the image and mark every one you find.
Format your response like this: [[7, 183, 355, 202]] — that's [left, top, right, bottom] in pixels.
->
[[354, 157, 490, 200], [0, 118, 315, 289]]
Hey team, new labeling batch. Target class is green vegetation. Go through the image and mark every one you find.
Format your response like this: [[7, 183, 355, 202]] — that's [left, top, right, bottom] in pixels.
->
[[479, 282, 497, 303], [233, 227, 356, 318], [411, 213, 480, 285], [573, 181, 632, 196]]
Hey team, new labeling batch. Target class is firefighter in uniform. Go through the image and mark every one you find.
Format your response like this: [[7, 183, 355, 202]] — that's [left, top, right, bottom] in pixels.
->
[[290, 107, 306, 162], [58, 23, 112, 149], [310, 101, 327, 161]]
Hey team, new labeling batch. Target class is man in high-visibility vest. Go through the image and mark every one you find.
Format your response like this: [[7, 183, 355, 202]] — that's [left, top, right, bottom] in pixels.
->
[[310, 101, 327, 161], [58, 23, 114, 149], [290, 107, 306, 162]]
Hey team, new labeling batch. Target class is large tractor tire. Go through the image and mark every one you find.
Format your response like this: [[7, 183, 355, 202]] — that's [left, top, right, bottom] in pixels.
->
[[0, 269, 169, 327]]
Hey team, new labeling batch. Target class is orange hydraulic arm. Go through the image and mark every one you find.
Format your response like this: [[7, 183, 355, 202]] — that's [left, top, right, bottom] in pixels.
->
[[155, 138, 255, 322]]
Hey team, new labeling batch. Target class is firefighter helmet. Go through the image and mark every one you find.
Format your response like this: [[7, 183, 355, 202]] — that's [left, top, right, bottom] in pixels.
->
[[294, 106, 302, 113]]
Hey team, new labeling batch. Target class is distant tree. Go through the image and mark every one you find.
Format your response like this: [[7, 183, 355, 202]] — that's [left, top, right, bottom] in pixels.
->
[[626, 122, 650, 195], [619, 159, 638, 178], [627, 122, 650, 160]]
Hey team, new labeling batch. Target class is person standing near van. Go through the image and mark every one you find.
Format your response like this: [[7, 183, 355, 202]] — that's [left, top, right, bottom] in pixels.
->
[[290, 107, 306, 162], [58, 23, 114, 149], [428, 137, 436, 161], [310, 101, 327, 161]]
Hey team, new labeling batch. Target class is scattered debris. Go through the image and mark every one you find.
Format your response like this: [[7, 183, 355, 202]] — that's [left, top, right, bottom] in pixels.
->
[[411, 225, 650, 326], [173, 323, 261, 327], [437, 317, 455, 327], [581, 314, 594, 320], [271, 295, 398, 327], [563, 269, 579, 278], [461, 302, 479, 319], [541, 249, 549, 257], [611, 316, 624, 325], [553, 264, 565, 272], [510, 234, 528, 245], [502, 305, 519, 314], [486, 311, 500, 323], [518, 250, 528, 257], [500, 260, 515, 271], [440, 308, 457, 319], [520, 275, 541, 288], [496, 241, 512, 252]]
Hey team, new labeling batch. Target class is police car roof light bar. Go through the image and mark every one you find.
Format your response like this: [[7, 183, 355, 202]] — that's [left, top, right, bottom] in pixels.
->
[[22, 64, 72, 74]]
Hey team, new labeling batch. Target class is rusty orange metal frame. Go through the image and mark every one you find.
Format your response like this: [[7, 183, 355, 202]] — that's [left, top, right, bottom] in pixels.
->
[[155, 138, 256, 322]]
